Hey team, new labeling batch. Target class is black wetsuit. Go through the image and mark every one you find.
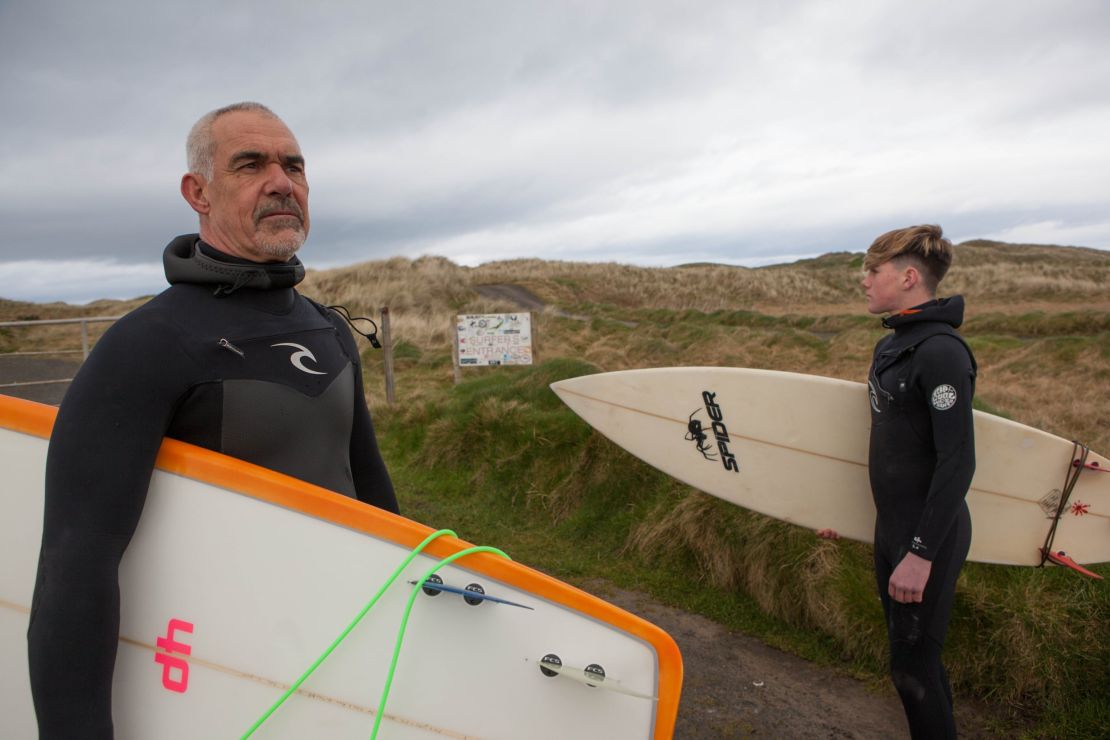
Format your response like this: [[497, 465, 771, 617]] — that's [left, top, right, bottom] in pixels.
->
[[867, 296, 976, 740], [28, 235, 398, 739]]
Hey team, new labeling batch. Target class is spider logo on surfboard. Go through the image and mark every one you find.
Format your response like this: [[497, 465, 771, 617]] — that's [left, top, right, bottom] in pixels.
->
[[683, 391, 740, 473]]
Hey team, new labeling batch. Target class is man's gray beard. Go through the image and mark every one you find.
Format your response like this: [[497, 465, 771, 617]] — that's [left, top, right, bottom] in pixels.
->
[[256, 229, 305, 261]]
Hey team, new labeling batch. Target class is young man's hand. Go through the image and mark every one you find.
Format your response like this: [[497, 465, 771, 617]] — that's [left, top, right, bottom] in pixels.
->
[[888, 552, 932, 603]]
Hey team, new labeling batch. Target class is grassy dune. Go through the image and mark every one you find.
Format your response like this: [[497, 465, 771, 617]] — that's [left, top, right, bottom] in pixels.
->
[[3, 240, 1108, 736]]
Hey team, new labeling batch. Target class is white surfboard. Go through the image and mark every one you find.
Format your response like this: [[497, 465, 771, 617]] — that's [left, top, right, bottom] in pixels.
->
[[0, 394, 682, 739], [551, 367, 1109, 567]]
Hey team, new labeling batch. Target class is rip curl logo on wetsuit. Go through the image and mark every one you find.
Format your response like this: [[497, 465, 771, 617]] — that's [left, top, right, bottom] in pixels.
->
[[930, 384, 957, 411], [868, 380, 882, 413], [272, 342, 327, 375]]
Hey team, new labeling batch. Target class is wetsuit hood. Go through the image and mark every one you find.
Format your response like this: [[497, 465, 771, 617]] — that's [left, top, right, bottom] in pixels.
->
[[163, 234, 305, 293], [882, 295, 965, 332]]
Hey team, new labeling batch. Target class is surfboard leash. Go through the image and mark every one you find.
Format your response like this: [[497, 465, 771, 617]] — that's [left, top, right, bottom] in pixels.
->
[[240, 528, 458, 738], [1037, 441, 1090, 568], [370, 544, 513, 740]]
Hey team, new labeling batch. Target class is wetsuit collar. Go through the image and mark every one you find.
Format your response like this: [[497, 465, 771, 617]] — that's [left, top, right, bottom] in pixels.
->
[[882, 295, 965, 331], [162, 234, 305, 294]]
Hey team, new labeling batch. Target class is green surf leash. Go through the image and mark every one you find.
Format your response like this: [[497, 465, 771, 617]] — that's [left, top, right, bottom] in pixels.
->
[[370, 544, 512, 740], [241, 528, 458, 738]]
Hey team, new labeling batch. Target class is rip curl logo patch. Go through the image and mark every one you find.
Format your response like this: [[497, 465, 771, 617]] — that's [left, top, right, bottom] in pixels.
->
[[272, 342, 326, 375], [930, 384, 957, 411], [868, 380, 882, 413]]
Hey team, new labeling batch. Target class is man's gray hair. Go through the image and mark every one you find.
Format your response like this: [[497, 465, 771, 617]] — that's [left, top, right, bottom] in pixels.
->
[[186, 102, 280, 180]]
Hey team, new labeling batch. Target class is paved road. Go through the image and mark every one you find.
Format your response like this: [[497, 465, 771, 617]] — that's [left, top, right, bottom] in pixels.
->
[[0, 356, 80, 405]]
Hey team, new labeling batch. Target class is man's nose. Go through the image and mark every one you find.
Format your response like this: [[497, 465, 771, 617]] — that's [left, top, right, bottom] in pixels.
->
[[263, 163, 294, 196]]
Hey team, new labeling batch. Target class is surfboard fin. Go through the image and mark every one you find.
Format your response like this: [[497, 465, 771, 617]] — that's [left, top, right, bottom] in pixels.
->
[[536, 654, 656, 700], [1040, 549, 1104, 580], [409, 578, 535, 609], [1075, 459, 1107, 473]]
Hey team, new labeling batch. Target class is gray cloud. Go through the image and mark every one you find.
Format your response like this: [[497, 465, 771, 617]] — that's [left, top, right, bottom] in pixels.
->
[[1, 0, 1108, 302]]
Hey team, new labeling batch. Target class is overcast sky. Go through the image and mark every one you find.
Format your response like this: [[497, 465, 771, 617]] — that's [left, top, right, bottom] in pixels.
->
[[2, 1, 1108, 303]]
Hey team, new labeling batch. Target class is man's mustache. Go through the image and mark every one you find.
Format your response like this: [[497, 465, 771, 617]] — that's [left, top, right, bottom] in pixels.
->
[[255, 199, 304, 224]]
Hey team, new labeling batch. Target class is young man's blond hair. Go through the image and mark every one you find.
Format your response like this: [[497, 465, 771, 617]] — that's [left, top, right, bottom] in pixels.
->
[[863, 224, 954, 293]]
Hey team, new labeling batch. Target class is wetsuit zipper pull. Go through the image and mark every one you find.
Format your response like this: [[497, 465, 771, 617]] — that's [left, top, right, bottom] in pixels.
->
[[218, 338, 245, 357]]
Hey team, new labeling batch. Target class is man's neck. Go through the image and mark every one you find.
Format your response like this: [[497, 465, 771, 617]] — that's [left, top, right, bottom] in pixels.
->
[[891, 291, 936, 314], [196, 240, 269, 266]]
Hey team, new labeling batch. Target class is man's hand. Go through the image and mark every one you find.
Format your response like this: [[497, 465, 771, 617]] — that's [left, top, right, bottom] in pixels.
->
[[888, 552, 932, 603], [815, 528, 840, 539]]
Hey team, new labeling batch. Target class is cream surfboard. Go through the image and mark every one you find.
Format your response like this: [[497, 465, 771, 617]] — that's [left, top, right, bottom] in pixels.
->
[[551, 367, 1109, 567], [0, 394, 682, 738]]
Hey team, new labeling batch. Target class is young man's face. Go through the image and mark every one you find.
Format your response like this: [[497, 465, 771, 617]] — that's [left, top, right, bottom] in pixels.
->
[[861, 259, 908, 315], [200, 110, 310, 262]]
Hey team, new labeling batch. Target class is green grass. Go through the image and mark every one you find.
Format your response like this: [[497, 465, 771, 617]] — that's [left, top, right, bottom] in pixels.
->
[[966, 311, 1110, 337]]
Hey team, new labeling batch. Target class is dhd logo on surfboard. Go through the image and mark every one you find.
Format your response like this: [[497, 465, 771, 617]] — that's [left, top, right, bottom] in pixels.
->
[[685, 391, 740, 473], [154, 618, 194, 693]]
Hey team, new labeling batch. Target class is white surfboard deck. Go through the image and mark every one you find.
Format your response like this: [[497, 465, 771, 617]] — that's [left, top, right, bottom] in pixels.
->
[[0, 394, 682, 739], [551, 367, 1109, 566]]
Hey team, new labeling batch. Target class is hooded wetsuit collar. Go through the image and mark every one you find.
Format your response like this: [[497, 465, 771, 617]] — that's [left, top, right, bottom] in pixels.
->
[[882, 295, 965, 332], [873, 295, 975, 378], [163, 234, 305, 294]]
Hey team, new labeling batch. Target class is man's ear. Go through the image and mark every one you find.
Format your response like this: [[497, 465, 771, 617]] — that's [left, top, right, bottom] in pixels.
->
[[180, 173, 210, 215], [901, 264, 920, 291]]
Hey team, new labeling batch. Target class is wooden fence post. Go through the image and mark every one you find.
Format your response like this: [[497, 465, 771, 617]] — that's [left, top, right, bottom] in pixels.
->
[[451, 315, 461, 385], [381, 307, 395, 405], [528, 311, 537, 364]]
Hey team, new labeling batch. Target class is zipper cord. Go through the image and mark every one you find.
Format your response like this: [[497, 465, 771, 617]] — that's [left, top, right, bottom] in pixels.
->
[[328, 305, 382, 349], [212, 270, 258, 297]]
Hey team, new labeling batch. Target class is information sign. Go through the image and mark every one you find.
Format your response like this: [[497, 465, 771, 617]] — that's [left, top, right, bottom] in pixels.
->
[[456, 313, 533, 366]]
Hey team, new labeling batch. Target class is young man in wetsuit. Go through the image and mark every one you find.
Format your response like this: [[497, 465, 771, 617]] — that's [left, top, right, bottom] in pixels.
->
[[28, 102, 400, 739], [818, 224, 976, 739]]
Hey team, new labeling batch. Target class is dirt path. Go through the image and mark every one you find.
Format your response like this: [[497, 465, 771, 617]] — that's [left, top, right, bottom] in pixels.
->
[[474, 283, 631, 325], [584, 580, 1002, 739]]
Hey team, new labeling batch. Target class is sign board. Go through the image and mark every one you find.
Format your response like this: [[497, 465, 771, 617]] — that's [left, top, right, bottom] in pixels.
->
[[456, 313, 533, 366]]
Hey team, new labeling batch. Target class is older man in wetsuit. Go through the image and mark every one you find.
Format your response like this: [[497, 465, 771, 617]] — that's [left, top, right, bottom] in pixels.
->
[[28, 102, 399, 739]]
